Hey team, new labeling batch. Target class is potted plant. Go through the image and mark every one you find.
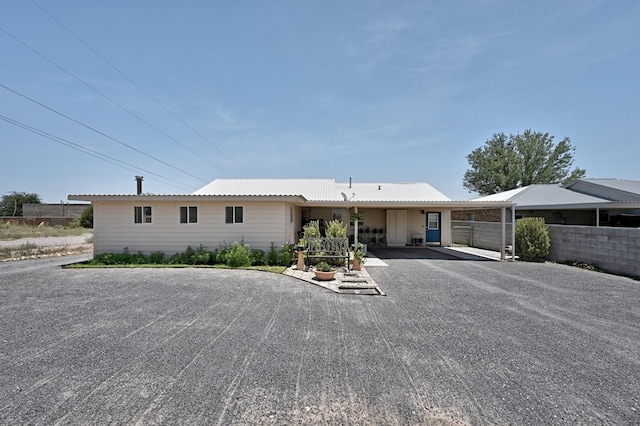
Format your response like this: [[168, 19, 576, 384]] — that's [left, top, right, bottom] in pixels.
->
[[351, 243, 366, 271], [350, 212, 364, 224], [314, 261, 337, 281]]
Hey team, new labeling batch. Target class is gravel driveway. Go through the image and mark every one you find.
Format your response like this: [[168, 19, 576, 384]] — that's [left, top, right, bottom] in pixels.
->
[[0, 250, 638, 424]]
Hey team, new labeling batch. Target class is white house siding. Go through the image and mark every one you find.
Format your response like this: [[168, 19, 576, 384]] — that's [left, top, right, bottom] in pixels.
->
[[441, 210, 452, 246], [406, 209, 425, 245], [93, 200, 290, 255], [284, 204, 301, 246], [359, 209, 386, 231]]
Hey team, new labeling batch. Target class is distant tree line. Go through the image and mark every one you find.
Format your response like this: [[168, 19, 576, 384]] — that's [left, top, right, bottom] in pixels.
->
[[0, 191, 41, 216]]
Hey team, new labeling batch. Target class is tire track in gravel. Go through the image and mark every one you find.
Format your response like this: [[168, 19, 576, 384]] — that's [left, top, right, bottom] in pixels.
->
[[39, 281, 238, 426], [49, 294, 235, 426], [213, 293, 283, 426], [126, 291, 260, 425]]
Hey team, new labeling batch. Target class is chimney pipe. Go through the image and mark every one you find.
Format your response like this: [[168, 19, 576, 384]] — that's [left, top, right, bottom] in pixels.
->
[[135, 176, 144, 195], [349, 177, 352, 188]]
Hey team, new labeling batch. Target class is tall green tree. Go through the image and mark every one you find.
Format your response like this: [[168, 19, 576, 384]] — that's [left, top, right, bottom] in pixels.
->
[[0, 191, 41, 216], [463, 130, 586, 196]]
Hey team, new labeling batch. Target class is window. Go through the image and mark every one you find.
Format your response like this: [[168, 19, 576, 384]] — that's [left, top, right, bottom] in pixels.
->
[[134, 206, 152, 224], [427, 212, 439, 230], [180, 206, 198, 224], [225, 206, 243, 224]]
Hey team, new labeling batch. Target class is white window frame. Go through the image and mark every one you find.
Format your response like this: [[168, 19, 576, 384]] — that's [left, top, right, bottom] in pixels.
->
[[134, 206, 152, 224], [225, 205, 244, 224], [180, 206, 198, 224]]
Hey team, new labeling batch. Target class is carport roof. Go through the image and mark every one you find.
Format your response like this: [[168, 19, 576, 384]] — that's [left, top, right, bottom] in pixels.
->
[[472, 184, 612, 209]]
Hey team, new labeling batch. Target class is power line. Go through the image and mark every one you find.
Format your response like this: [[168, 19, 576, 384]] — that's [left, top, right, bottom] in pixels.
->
[[0, 113, 194, 192], [0, 23, 235, 177], [1, 83, 208, 184], [31, 0, 252, 176]]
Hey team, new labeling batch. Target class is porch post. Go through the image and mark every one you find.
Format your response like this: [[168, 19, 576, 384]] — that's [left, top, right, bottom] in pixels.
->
[[511, 206, 516, 261], [500, 207, 506, 261], [596, 208, 600, 227], [353, 207, 359, 246]]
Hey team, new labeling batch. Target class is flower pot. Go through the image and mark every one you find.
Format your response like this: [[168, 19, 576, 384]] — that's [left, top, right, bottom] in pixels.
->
[[296, 250, 306, 270], [314, 270, 336, 281], [352, 257, 361, 271]]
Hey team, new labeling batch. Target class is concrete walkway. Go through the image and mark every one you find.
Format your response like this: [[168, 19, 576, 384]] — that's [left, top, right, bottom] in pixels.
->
[[432, 245, 516, 261]]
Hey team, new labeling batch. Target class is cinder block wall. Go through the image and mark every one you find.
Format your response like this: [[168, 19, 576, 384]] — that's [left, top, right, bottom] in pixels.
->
[[453, 220, 640, 278], [547, 225, 640, 278], [452, 221, 513, 251]]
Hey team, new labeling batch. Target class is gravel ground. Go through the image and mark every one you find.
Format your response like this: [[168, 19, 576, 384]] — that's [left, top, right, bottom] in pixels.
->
[[0, 234, 92, 248], [0, 249, 638, 424]]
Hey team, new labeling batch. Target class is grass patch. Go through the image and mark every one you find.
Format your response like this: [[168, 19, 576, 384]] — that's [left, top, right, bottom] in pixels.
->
[[0, 222, 91, 240]]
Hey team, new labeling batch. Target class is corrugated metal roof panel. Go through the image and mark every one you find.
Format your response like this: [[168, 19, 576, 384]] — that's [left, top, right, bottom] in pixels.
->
[[192, 179, 338, 201], [566, 178, 640, 201], [473, 185, 610, 207], [336, 182, 451, 202], [578, 178, 640, 195], [193, 179, 453, 202]]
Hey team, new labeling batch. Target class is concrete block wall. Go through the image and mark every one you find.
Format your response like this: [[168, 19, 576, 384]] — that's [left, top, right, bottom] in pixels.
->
[[453, 220, 640, 278], [452, 221, 513, 251], [547, 225, 640, 278]]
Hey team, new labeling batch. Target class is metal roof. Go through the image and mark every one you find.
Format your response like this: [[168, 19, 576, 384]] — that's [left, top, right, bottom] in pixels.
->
[[193, 179, 336, 200], [565, 178, 640, 201], [336, 182, 450, 202], [193, 179, 452, 202], [472, 184, 611, 209], [69, 179, 513, 208]]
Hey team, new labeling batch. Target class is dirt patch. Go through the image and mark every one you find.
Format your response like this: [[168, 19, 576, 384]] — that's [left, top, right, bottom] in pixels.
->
[[0, 234, 93, 261]]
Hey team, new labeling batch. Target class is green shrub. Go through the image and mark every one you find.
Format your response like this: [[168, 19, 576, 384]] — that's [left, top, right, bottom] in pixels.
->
[[215, 242, 229, 264], [515, 217, 550, 262], [148, 251, 165, 264], [195, 244, 212, 265], [71, 205, 93, 228], [298, 220, 321, 249], [224, 242, 252, 267], [267, 243, 279, 266], [250, 249, 266, 266], [278, 244, 295, 266], [325, 219, 347, 238]]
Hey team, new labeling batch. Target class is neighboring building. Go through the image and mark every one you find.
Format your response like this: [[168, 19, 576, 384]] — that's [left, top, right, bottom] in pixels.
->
[[69, 178, 513, 256], [470, 178, 640, 226]]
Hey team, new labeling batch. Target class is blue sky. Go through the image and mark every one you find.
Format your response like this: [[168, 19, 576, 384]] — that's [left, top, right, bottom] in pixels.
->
[[1, 1, 639, 202]]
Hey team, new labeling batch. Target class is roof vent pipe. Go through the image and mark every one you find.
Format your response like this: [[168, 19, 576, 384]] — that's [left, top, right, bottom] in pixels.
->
[[135, 176, 144, 195], [349, 177, 352, 188]]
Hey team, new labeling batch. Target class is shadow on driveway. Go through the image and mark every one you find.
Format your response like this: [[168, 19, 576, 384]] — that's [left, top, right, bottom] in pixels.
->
[[369, 246, 490, 261]]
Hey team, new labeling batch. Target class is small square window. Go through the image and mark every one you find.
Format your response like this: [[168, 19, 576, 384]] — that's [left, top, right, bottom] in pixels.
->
[[180, 206, 198, 224], [134, 206, 152, 224], [225, 206, 243, 224]]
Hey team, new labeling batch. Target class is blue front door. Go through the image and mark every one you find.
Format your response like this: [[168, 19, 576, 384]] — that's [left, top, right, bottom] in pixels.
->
[[426, 212, 441, 244]]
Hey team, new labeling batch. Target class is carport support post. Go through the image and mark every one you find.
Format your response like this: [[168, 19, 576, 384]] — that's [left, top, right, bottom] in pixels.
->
[[511, 206, 516, 261], [353, 207, 359, 247], [500, 207, 506, 261]]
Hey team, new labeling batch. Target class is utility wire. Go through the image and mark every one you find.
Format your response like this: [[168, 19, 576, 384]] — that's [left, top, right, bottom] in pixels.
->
[[0, 83, 207, 184], [0, 24, 233, 178], [31, 0, 251, 176], [0, 113, 193, 192]]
